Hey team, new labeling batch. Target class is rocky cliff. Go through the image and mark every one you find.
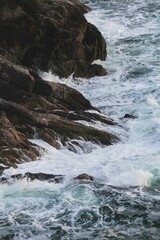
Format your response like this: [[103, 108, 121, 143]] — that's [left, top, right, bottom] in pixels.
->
[[0, 0, 118, 175]]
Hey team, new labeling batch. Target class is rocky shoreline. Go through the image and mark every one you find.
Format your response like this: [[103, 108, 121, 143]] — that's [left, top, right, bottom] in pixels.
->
[[0, 0, 119, 175]]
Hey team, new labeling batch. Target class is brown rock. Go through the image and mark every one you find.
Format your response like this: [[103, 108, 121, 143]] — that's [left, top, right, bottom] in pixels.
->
[[0, 55, 35, 100], [24, 172, 64, 183], [0, 0, 106, 78], [74, 173, 94, 181], [0, 172, 64, 184], [0, 172, 93, 184], [0, 98, 118, 146], [0, 111, 40, 172], [0, 56, 118, 174]]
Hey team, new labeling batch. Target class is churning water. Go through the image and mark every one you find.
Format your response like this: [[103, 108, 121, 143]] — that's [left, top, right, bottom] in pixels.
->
[[1, 0, 160, 239]]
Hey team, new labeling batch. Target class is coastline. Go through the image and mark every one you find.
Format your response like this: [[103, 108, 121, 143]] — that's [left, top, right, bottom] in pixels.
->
[[0, 0, 118, 174]]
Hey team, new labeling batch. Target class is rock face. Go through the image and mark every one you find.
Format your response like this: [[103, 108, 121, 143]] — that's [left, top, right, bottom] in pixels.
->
[[0, 0, 118, 175], [0, 55, 118, 174], [0, 0, 107, 78]]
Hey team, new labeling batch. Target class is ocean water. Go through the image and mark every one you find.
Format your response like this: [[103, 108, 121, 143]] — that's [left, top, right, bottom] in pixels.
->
[[1, 0, 160, 239]]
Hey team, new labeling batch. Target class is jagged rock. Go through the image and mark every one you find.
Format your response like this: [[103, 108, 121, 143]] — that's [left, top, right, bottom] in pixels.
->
[[0, 0, 107, 78], [31, 72, 95, 111], [0, 98, 118, 145], [0, 111, 40, 173], [0, 0, 118, 175], [0, 55, 118, 174]]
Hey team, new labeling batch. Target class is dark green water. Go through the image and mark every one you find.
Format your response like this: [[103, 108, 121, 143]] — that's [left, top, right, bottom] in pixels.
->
[[1, 181, 160, 239]]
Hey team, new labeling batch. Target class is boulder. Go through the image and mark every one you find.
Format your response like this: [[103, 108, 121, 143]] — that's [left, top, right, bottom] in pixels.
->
[[0, 0, 107, 78], [74, 173, 94, 181]]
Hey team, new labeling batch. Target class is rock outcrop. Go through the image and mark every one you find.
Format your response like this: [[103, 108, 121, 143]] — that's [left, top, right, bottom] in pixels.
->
[[0, 0, 118, 175], [0, 0, 107, 78], [0, 55, 118, 174]]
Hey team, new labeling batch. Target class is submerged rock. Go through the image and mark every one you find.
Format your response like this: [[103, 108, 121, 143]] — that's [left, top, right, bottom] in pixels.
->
[[0, 0, 106, 78]]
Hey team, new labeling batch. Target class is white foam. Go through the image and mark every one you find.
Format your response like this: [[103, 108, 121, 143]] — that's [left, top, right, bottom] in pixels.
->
[[147, 95, 159, 107], [108, 169, 152, 187]]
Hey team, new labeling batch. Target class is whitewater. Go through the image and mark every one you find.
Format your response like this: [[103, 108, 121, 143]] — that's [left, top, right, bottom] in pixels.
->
[[0, 0, 160, 239]]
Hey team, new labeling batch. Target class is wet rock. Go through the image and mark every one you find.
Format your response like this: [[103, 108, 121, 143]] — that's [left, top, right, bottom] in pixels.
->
[[0, 172, 94, 184], [81, 111, 116, 125], [0, 173, 64, 183], [0, 0, 117, 175], [0, 111, 40, 172], [0, 55, 118, 174], [24, 172, 64, 183], [0, 0, 106, 78], [87, 64, 107, 78], [0, 174, 23, 183], [38, 129, 61, 149], [123, 114, 137, 119], [74, 173, 94, 181], [0, 98, 118, 146], [33, 78, 95, 111]]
